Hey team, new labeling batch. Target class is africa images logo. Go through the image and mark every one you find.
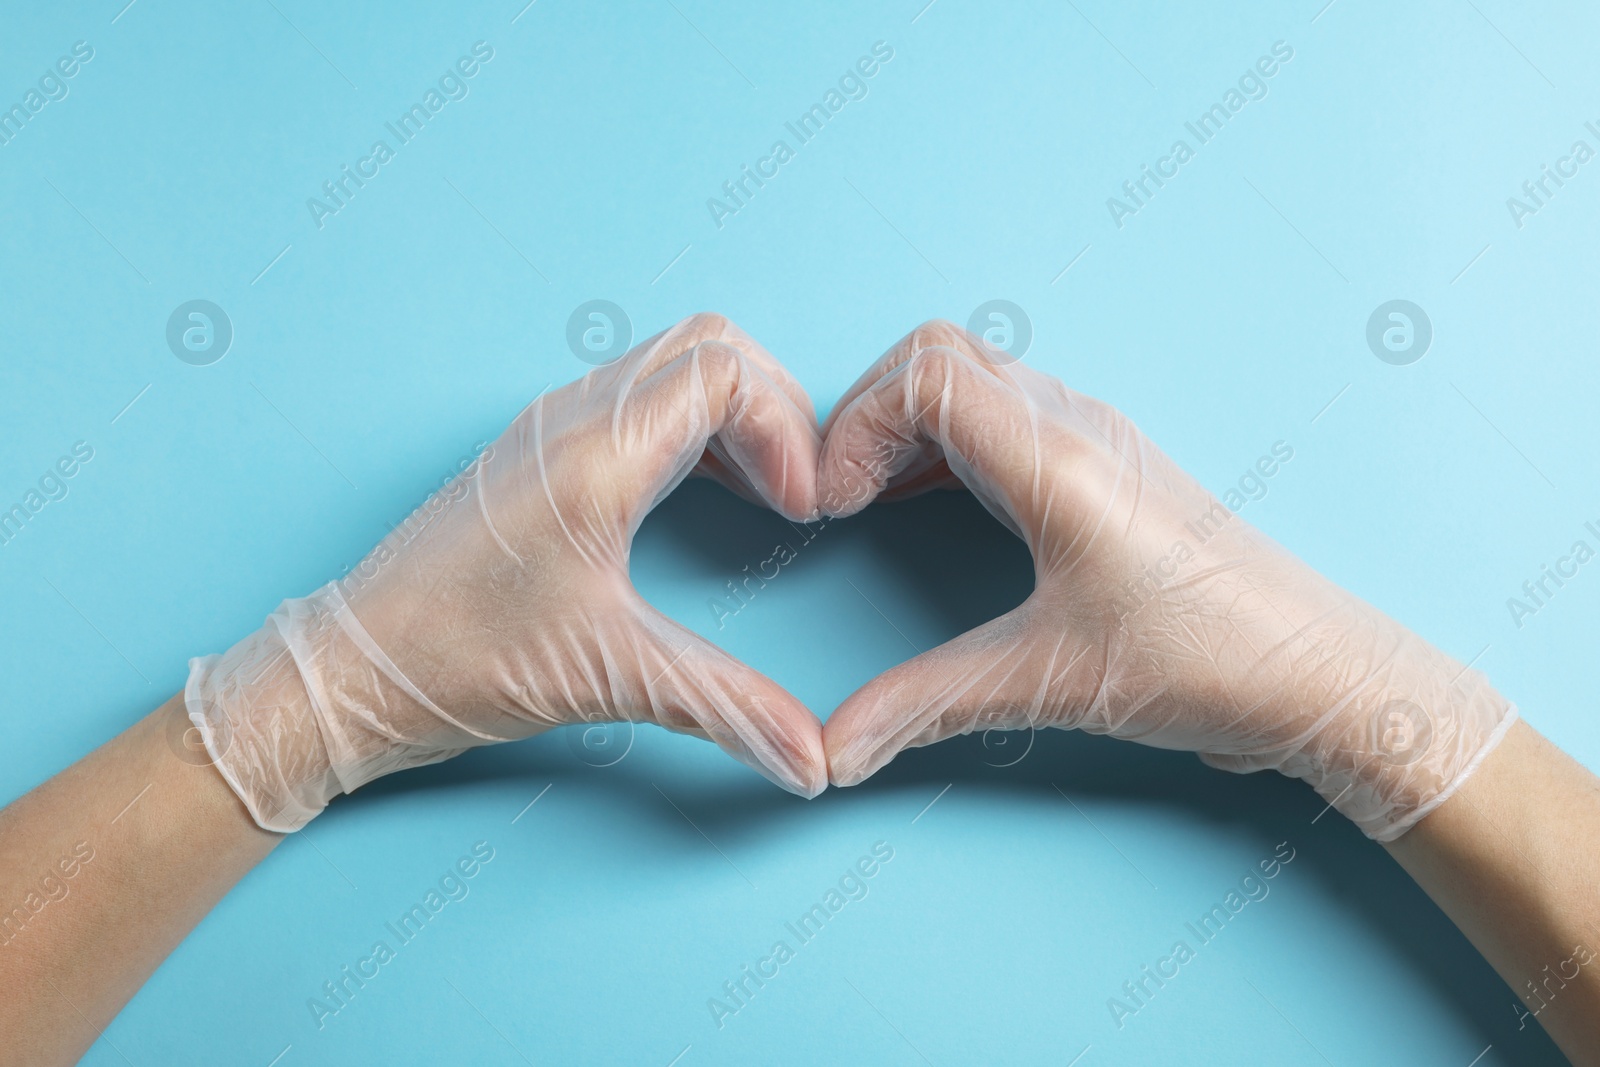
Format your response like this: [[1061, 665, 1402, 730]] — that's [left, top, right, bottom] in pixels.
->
[[706, 42, 895, 229], [305, 43, 495, 230], [1105, 41, 1294, 229]]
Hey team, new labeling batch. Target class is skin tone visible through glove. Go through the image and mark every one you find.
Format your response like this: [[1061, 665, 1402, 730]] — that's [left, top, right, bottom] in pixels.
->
[[189, 313, 828, 831], [2, 314, 1596, 1067], [817, 321, 1517, 841]]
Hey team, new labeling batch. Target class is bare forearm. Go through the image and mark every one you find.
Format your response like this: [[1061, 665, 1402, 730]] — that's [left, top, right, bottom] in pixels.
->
[[0, 695, 280, 1065], [1385, 719, 1600, 1064]]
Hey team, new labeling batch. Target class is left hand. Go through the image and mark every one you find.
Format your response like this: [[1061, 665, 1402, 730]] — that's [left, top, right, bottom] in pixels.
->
[[189, 313, 829, 831]]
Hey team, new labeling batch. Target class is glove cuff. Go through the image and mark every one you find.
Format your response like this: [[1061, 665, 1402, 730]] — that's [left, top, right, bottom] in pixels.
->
[[185, 606, 338, 833], [1296, 660, 1518, 842], [187, 583, 475, 832]]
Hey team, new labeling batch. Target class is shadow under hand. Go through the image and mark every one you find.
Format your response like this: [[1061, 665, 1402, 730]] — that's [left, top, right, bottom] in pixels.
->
[[351, 478, 1562, 1063], [836, 731, 1560, 1059], [639, 479, 1559, 1060]]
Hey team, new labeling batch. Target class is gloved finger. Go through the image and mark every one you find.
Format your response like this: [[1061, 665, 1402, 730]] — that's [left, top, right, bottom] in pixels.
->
[[601, 313, 818, 512], [625, 313, 818, 426], [817, 344, 1038, 524], [878, 455, 961, 501], [624, 603, 827, 797], [622, 339, 820, 522], [820, 319, 1008, 438], [706, 316, 818, 425], [687, 448, 770, 510], [668, 316, 821, 506], [824, 610, 1078, 786]]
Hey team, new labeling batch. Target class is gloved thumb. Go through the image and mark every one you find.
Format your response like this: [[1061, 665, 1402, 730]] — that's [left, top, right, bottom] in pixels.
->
[[824, 608, 1071, 786], [622, 602, 828, 797]]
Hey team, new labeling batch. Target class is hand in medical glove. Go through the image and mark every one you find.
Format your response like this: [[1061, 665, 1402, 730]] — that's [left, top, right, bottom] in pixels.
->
[[818, 321, 1515, 840], [190, 313, 828, 831]]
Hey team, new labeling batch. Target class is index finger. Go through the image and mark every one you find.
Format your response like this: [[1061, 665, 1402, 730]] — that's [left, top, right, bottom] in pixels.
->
[[621, 313, 817, 425], [820, 319, 1005, 438]]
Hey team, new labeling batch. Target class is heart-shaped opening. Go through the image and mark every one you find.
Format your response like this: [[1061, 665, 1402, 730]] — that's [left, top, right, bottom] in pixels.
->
[[632, 478, 1035, 723]]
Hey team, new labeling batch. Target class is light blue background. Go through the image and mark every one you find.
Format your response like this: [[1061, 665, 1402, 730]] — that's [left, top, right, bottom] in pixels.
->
[[2, 1, 1595, 1063]]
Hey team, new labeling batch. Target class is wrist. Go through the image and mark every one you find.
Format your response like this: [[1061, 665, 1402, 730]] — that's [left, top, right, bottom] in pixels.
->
[[1294, 636, 1518, 840], [188, 584, 483, 832], [186, 613, 337, 833]]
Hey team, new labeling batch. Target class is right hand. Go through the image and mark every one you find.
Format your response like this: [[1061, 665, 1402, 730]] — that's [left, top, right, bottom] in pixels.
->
[[818, 321, 1515, 840]]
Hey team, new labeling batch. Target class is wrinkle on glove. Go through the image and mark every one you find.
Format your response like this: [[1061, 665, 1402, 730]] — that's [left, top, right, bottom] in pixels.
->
[[817, 320, 1515, 842], [190, 314, 827, 832]]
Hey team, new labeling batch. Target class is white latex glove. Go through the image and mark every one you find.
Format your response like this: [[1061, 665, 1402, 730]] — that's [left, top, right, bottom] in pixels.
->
[[189, 313, 828, 831], [818, 321, 1516, 841]]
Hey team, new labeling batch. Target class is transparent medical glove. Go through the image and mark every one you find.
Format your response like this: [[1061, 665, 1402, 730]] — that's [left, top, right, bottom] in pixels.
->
[[818, 321, 1515, 841], [190, 314, 828, 831]]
